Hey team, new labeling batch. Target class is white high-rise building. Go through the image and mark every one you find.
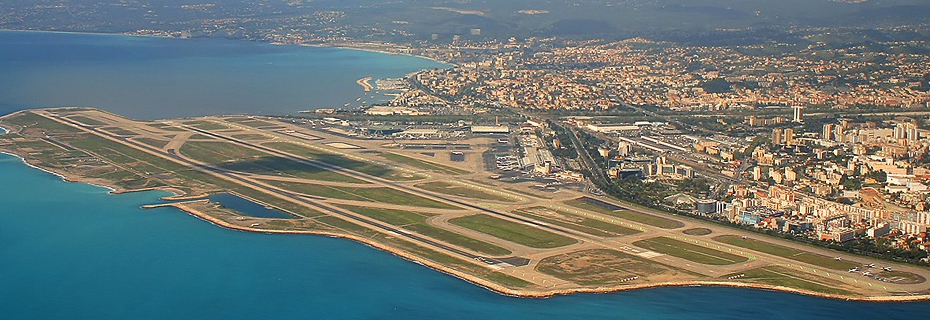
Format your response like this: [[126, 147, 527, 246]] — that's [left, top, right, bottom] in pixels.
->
[[822, 124, 834, 141], [905, 123, 919, 142], [792, 106, 803, 123], [893, 122, 919, 142]]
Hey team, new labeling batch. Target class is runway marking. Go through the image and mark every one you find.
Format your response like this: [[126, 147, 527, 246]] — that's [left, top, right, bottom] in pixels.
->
[[636, 251, 664, 258]]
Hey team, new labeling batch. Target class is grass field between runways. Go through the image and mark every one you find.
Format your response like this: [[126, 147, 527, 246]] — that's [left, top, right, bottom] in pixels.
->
[[449, 214, 577, 249], [633, 236, 748, 265], [714, 235, 858, 270], [263, 142, 424, 181], [378, 152, 471, 175], [564, 198, 683, 229], [336, 205, 512, 256], [260, 180, 458, 209], [536, 249, 698, 286], [511, 207, 640, 237], [723, 266, 855, 296], [415, 181, 515, 202]]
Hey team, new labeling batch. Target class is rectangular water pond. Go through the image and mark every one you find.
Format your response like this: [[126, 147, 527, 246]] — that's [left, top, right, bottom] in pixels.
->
[[207, 193, 295, 219]]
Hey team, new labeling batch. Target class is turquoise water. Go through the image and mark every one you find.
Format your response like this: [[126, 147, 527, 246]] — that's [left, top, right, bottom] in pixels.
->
[[1, 158, 929, 319], [207, 193, 295, 219], [1, 31, 929, 319], [0, 31, 446, 119]]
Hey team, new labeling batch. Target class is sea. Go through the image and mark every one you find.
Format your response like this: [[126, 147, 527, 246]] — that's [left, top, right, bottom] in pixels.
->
[[0, 31, 445, 119], [0, 31, 928, 319]]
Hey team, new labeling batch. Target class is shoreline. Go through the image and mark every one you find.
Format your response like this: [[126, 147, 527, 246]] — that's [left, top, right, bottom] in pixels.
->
[[0, 31, 925, 301], [0, 28, 170, 39], [0, 28, 453, 115], [2, 118, 930, 303], [0, 151, 117, 194], [0, 121, 174, 197], [302, 43, 456, 67], [356, 77, 373, 92], [0, 28, 455, 67], [165, 202, 930, 302]]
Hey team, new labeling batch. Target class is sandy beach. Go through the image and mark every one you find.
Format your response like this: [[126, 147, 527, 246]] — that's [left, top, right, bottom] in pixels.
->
[[356, 77, 373, 92]]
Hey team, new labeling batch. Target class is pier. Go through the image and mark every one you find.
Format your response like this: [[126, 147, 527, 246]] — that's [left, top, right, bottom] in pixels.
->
[[140, 199, 209, 209]]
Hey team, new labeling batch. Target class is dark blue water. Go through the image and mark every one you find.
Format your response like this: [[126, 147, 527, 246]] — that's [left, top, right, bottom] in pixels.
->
[[0, 31, 446, 119], [0, 156, 929, 319], [207, 193, 294, 219]]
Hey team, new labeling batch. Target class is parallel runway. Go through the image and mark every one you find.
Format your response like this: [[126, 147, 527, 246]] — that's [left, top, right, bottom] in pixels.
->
[[49, 114, 514, 266]]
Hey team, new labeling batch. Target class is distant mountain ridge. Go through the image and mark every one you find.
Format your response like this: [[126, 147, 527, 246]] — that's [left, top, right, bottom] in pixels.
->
[[1, 0, 928, 43]]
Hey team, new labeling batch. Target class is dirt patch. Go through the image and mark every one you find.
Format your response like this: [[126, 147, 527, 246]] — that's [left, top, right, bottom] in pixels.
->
[[536, 249, 699, 286]]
